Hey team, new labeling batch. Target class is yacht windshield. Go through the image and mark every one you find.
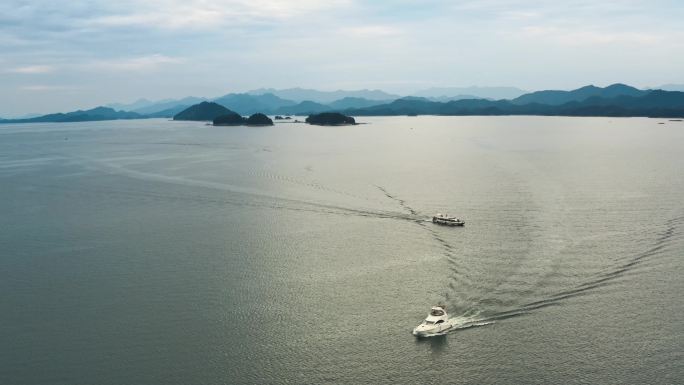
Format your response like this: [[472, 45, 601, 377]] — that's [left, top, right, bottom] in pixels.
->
[[430, 309, 444, 316]]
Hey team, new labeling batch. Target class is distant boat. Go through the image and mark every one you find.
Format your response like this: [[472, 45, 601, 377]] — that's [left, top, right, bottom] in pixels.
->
[[432, 213, 465, 226]]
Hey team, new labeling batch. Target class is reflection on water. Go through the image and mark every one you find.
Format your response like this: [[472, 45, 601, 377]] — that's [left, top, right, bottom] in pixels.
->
[[421, 334, 448, 354]]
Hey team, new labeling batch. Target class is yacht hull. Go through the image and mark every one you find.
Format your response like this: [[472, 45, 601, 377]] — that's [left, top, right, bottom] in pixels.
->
[[412, 324, 452, 337]]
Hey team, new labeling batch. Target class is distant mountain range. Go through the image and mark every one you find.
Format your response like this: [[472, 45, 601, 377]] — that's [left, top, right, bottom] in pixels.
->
[[246, 87, 400, 103], [2, 84, 683, 123], [412, 86, 528, 100], [213, 93, 296, 115], [113, 90, 396, 117], [0, 107, 143, 123], [510, 84, 645, 105], [345, 87, 684, 118], [105, 98, 156, 111], [656, 84, 684, 92], [115, 87, 520, 115], [119, 93, 393, 117], [106, 96, 207, 114]]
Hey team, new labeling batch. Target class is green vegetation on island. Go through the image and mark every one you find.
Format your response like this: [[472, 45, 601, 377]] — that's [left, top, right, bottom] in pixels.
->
[[173, 102, 232, 121], [245, 113, 273, 126], [305, 112, 356, 126], [213, 112, 274, 126], [213, 112, 246, 126]]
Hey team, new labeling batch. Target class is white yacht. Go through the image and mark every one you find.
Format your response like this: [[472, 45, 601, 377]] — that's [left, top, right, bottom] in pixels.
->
[[432, 213, 465, 226], [412, 305, 451, 337]]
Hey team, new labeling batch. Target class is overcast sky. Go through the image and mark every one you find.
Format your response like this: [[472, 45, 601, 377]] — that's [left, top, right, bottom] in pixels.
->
[[1, 0, 683, 115]]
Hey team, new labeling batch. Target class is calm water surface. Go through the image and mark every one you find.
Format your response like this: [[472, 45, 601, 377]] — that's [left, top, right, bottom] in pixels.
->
[[1, 116, 683, 384]]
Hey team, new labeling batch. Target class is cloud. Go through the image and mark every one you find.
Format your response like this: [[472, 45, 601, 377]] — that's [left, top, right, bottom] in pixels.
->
[[1, 0, 684, 115], [86, 7, 227, 30], [19, 85, 79, 91], [85, 54, 184, 72], [8, 65, 55, 74], [519, 25, 663, 46], [83, 0, 352, 30], [339, 25, 403, 38]]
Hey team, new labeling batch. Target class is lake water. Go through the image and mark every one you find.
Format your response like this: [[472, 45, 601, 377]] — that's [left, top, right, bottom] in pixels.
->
[[1, 116, 683, 384]]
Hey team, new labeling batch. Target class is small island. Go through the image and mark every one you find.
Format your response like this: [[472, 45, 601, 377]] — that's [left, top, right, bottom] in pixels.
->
[[213, 112, 245, 126], [245, 113, 274, 126], [173, 102, 232, 121], [213, 113, 274, 126], [305, 112, 356, 126]]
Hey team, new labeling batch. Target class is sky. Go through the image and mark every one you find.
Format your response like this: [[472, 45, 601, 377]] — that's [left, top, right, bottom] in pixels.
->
[[1, 0, 684, 116]]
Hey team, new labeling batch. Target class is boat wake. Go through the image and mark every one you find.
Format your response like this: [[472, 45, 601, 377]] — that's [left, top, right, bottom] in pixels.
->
[[18, 141, 433, 227], [446, 314, 496, 332], [374, 185, 684, 337], [21, 141, 682, 336], [440, 213, 684, 334]]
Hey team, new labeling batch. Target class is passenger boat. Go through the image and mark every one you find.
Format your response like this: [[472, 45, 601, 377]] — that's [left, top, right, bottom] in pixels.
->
[[432, 213, 465, 226], [412, 305, 451, 337]]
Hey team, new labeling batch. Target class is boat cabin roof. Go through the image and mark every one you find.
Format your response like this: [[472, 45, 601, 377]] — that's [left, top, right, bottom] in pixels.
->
[[430, 307, 446, 316]]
